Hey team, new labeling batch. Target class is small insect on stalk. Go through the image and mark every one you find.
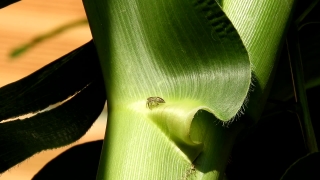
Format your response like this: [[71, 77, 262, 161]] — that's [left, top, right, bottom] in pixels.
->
[[146, 97, 165, 109]]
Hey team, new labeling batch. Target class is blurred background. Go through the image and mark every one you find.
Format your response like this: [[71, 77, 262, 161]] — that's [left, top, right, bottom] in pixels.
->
[[0, 0, 107, 179]]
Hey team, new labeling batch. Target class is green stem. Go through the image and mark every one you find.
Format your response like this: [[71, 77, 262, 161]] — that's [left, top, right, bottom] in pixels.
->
[[286, 25, 318, 153]]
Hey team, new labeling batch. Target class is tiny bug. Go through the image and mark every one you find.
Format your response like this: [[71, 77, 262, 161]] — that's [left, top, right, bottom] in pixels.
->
[[146, 97, 165, 109]]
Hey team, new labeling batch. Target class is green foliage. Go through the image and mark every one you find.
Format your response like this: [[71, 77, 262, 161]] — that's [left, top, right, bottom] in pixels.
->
[[0, 41, 106, 173], [0, 0, 320, 179], [82, 0, 296, 179]]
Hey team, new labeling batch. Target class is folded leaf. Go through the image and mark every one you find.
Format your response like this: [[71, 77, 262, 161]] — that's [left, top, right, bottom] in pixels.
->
[[84, 0, 251, 179]]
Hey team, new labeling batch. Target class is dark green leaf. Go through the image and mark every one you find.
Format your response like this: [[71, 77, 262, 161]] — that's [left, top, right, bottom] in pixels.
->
[[32, 140, 103, 180], [0, 41, 106, 173], [0, 41, 101, 121], [0, 0, 19, 9], [0, 78, 106, 173]]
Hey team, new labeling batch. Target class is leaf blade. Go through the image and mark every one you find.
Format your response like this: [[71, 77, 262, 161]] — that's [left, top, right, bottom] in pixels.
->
[[0, 78, 106, 173], [0, 41, 100, 121]]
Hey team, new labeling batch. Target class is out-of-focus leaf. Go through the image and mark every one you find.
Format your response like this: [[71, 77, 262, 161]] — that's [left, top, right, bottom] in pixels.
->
[[32, 140, 103, 180], [10, 19, 88, 58], [0, 79, 106, 173], [0, 41, 100, 121], [0, 41, 106, 173], [0, 0, 19, 9]]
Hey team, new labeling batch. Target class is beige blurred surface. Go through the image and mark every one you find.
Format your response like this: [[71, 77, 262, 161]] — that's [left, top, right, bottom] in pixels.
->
[[0, 1, 106, 179]]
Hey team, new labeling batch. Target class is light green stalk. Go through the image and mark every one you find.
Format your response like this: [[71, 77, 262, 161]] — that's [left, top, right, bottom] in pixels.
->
[[82, 0, 296, 179]]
